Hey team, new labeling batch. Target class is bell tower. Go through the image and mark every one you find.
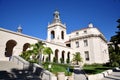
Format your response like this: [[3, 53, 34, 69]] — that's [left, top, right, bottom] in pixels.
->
[[47, 10, 67, 44]]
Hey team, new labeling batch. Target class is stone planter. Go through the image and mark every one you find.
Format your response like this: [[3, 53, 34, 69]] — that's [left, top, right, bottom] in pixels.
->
[[67, 76, 74, 80], [57, 72, 65, 80]]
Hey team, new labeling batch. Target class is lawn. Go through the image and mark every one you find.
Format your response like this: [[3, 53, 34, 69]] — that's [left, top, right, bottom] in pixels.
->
[[42, 62, 74, 76], [83, 64, 113, 74]]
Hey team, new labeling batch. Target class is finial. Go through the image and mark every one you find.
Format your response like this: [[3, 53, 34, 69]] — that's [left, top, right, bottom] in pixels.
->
[[88, 23, 93, 28], [52, 10, 61, 23], [17, 25, 22, 33]]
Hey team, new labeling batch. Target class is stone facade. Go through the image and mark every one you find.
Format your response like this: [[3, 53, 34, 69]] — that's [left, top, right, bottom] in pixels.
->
[[0, 10, 109, 64]]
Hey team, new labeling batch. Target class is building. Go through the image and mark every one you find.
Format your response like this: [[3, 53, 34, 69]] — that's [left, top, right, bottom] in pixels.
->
[[0, 11, 109, 64]]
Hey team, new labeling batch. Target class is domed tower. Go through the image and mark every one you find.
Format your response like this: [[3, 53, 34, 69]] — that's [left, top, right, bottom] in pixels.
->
[[17, 25, 22, 33], [47, 10, 67, 44]]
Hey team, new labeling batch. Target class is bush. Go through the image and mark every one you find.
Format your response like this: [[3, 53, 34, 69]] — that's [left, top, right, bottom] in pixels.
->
[[83, 63, 113, 74], [46, 57, 49, 62], [53, 57, 58, 63], [112, 62, 119, 67], [60, 58, 64, 63], [66, 58, 70, 64]]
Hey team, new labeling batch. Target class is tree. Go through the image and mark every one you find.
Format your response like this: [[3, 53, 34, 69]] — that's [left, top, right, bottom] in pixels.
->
[[32, 41, 53, 65], [43, 47, 53, 62], [109, 19, 120, 66], [72, 52, 82, 65], [20, 41, 53, 65]]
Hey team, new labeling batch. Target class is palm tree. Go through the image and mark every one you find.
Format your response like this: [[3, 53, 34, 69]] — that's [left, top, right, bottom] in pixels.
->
[[31, 41, 53, 65], [43, 47, 53, 62], [31, 41, 44, 64], [72, 52, 82, 65]]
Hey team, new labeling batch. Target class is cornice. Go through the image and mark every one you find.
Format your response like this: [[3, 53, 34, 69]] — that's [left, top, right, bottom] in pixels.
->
[[44, 40, 73, 49], [48, 23, 66, 29], [70, 34, 107, 43], [0, 27, 42, 41]]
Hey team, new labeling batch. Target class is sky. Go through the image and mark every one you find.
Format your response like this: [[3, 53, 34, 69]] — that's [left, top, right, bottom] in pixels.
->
[[0, 0, 120, 41]]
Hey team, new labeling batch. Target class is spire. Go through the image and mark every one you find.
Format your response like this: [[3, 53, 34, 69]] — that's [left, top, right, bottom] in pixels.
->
[[17, 25, 22, 33], [52, 10, 61, 23]]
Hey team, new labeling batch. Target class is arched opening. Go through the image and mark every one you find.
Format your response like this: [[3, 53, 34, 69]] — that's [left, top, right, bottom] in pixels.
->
[[51, 30, 55, 39], [5, 40, 17, 57], [62, 51, 65, 63], [48, 54, 51, 62], [55, 49, 59, 63], [23, 43, 30, 52], [61, 31, 64, 39]]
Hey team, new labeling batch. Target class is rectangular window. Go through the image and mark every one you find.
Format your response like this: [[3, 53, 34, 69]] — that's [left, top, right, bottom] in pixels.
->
[[84, 40, 88, 46], [85, 51, 89, 61], [76, 41, 79, 48]]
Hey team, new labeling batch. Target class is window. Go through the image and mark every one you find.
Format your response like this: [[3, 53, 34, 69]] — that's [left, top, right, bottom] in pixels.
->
[[84, 40, 88, 46], [84, 30, 87, 34], [85, 51, 89, 61], [76, 41, 79, 48], [51, 31, 55, 39], [61, 31, 64, 39], [76, 32, 79, 35]]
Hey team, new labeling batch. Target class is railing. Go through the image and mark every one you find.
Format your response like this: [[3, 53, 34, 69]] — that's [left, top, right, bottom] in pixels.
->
[[10, 56, 29, 69], [10, 56, 53, 80]]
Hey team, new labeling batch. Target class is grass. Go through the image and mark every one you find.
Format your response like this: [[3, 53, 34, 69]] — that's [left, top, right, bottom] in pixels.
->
[[42, 62, 74, 76], [83, 64, 113, 74]]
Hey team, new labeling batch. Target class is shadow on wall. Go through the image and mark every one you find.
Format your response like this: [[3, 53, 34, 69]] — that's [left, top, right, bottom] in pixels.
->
[[0, 63, 44, 80]]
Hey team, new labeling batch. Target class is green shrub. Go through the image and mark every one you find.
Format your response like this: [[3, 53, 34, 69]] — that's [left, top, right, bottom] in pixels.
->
[[46, 57, 49, 62], [53, 57, 58, 63], [60, 58, 64, 63], [83, 63, 112, 74], [66, 58, 70, 64], [112, 62, 119, 67]]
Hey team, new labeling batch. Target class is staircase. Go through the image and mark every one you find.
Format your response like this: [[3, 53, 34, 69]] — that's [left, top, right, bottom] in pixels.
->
[[0, 56, 43, 80], [0, 56, 54, 80], [0, 61, 22, 71]]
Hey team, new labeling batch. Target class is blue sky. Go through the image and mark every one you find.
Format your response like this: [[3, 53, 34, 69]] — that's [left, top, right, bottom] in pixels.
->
[[0, 0, 120, 41]]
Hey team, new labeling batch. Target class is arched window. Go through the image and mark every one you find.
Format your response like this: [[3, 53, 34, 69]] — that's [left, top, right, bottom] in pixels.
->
[[62, 51, 65, 63], [5, 40, 17, 57], [23, 43, 30, 52], [51, 31, 55, 39], [61, 31, 64, 39]]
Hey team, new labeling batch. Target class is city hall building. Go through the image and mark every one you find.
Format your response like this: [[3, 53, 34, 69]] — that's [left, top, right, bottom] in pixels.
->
[[0, 11, 109, 64]]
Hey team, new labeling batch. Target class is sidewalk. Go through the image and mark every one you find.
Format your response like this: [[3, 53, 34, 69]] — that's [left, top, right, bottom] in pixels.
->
[[101, 70, 120, 80]]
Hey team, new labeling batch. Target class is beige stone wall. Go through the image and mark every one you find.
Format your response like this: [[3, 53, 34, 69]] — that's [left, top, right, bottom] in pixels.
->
[[0, 28, 38, 61]]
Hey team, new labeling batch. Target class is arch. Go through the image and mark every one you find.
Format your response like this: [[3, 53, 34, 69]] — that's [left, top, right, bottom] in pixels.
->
[[5, 40, 17, 57], [48, 53, 51, 62], [23, 43, 30, 52], [62, 51, 65, 63], [51, 30, 55, 39], [61, 31, 64, 39], [67, 52, 70, 60], [55, 49, 59, 63]]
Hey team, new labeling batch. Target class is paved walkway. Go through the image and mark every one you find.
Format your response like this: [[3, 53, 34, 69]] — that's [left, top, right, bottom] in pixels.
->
[[101, 70, 120, 80], [74, 66, 87, 80]]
